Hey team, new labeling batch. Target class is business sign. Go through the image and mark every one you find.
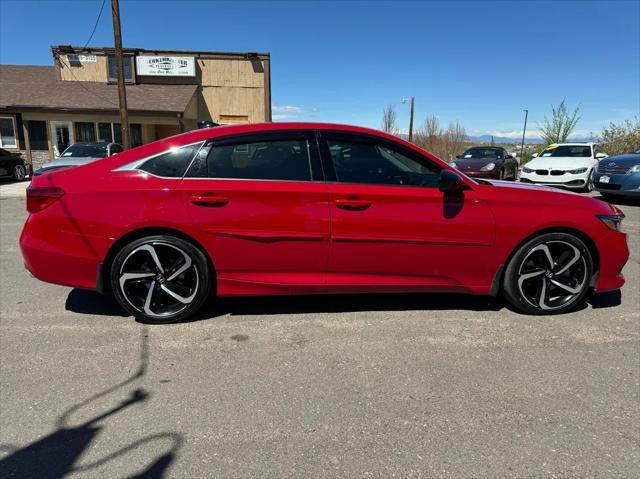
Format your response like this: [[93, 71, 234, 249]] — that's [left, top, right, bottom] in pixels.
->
[[136, 56, 195, 76], [67, 54, 97, 63]]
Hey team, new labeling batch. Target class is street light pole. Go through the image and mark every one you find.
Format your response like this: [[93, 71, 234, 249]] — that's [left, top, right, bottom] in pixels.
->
[[111, 0, 131, 150], [519, 109, 528, 162]]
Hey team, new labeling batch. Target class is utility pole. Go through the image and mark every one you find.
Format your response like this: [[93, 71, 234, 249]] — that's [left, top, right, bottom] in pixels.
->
[[519, 109, 528, 162], [401, 97, 415, 142], [111, 0, 130, 149], [408, 96, 415, 143]]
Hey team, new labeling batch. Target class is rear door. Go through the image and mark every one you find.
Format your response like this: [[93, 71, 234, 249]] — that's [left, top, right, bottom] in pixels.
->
[[177, 131, 330, 294], [319, 132, 496, 292]]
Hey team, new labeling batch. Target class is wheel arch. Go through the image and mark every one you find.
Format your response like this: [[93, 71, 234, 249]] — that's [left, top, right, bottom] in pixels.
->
[[491, 226, 600, 296], [100, 226, 216, 294]]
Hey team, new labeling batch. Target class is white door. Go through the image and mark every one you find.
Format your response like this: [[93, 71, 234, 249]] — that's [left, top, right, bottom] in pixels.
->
[[50, 121, 74, 157]]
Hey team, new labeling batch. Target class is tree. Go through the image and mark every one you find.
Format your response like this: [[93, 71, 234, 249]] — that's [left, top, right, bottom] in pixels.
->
[[539, 99, 581, 145], [490, 135, 495, 146], [414, 115, 441, 152], [600, 117, 640, 155], [381, 104, 398, 134]]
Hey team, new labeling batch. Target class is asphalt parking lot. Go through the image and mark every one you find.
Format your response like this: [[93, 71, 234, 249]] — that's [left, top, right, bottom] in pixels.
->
[[0, 183, 638, 478]]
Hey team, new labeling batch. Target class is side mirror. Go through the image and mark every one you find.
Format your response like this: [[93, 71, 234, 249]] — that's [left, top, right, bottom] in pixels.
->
[[532, 153, 539, 158], [439, 169, 467, 194], [595, 152, 607, 159], [455, 154, 462, 159]]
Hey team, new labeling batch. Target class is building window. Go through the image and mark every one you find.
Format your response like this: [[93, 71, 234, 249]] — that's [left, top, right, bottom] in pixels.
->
[[0, 117, 17, 148], [107, 55, 134, 82], [97, 122, 142, 146], [27, 121, 48, 151], [74, 122, 96, 142]]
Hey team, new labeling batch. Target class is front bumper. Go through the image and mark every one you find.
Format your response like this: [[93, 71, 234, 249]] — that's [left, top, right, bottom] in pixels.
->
[[593, 171, 640, 197], [462, 169, 500, 179], [594, 229, 629, 292], [519, 170, 589, 189]]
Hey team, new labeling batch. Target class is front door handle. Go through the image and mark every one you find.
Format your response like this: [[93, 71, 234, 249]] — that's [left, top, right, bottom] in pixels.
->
[[190, 193, 229, 207], [335, 198, 372, 211]]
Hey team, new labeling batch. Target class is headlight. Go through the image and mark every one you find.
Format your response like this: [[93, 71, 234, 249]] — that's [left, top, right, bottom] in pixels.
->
[[451, 162, 457, 169], [567, 167, 588, 174], [481, 162, 496, 171], [522, 167, 533, 174], [597, 213, 624, 231], [627, 164, 640, 175]]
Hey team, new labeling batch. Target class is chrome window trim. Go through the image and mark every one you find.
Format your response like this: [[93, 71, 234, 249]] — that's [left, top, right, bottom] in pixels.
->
[[112, 141, 206, 174]]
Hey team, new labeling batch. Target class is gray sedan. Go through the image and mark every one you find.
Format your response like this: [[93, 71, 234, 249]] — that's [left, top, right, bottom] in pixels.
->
[[34, 142, 123, 175]]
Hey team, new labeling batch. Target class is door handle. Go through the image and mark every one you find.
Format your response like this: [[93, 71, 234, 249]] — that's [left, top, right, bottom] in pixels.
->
[[334, 198, 372, 211], [190, 193, 229, 207]]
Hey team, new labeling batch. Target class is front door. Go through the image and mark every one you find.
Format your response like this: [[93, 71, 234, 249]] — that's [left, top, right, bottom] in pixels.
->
[[178, 131, 330, 295], [320, 133, 496, 292], [51, 121, 73, 157]]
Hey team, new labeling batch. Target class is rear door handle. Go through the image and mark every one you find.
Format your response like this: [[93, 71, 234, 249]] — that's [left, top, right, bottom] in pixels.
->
[[190, 193, 229, 207], [334, 198, 372, 211]]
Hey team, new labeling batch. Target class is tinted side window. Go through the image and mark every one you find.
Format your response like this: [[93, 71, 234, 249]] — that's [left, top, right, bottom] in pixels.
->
[[327, 138, 440, 187], [189, 139, 312, 181], [140, 143, 203, 177]]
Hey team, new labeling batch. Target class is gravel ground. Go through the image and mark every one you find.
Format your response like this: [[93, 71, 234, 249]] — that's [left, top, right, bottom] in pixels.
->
[[0, 189, 638, 478]]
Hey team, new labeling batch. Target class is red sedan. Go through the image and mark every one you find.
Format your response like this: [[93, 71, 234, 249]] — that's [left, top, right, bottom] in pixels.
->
[[20, 123, 628, 323]]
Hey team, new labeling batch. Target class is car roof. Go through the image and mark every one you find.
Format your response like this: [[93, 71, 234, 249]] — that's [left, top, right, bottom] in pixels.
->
[[159, 122, 416, 148], [546, 142, 594, 147]]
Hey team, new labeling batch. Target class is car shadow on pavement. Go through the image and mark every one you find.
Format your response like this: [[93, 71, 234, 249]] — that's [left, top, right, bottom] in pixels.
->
[[197, 292, 507, 321], [593, 193, 639, 207], [65, 288, 129, 317], [0, 326, 183, 479]]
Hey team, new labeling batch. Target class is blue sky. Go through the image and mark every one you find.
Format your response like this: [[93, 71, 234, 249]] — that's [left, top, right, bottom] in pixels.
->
[[1, 0, 638, 139]]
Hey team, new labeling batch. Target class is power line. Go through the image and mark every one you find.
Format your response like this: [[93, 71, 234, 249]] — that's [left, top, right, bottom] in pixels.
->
[[83, 0, 107, 48]]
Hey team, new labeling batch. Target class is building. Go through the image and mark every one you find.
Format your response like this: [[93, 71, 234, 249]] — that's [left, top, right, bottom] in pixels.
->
[[0, 46, 271, 167]]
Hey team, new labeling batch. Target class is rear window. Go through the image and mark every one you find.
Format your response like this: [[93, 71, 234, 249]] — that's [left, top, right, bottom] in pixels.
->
[[186, 138, 312, 181], [139, 143, 203, 177], [61, 144, 108, 158]]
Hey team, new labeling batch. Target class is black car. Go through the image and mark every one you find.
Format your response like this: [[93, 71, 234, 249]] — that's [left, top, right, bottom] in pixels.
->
[[451, 146, 519, 180], [0, 148, 31, 181]]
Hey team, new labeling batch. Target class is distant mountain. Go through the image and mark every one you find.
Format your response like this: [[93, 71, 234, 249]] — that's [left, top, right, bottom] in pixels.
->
[[468, 135, 543, 144], [468, 135, 594, 145]]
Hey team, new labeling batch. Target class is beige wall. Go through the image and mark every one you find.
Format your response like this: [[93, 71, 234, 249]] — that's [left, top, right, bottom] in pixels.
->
[[56, 52, 268, 123]]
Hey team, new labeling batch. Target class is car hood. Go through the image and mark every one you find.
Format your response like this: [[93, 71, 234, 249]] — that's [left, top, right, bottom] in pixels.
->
[[598, 153, 640, 168], [40, 157, 101, 169], [525, 156, 596, 169], [456, 158, 500, 168]]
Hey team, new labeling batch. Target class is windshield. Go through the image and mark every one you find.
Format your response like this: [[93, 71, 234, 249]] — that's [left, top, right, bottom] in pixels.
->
[[61, 144, 108, 158], [461, 148, 503, 159], [539, 145, 592, 158]]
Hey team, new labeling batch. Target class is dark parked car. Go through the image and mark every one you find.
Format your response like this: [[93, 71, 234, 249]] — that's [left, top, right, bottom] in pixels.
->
[[451, 147, 518, 180], [0, 148, 31, 181], [34, 142, 123, 175], [593, 151, 640, 200]]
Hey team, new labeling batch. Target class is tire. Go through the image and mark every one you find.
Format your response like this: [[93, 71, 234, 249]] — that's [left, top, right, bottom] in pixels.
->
[[503, 232, 593, 315], [582, 171, 594, 193], [110, 235, 212, 324], [12, 164, 26, 181]]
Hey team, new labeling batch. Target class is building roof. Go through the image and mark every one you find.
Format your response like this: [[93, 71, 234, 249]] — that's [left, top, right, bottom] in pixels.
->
[[51, 45, 270, 60], [0, 65, 197, 115]]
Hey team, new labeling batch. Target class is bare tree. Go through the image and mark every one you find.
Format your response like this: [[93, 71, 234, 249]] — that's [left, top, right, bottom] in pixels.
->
[[442, 121, 468, 161], [540, 99, 581, 145], [381, 104, 398, 134], [414, 116, 441, 152], [600, 117, 640, 155]]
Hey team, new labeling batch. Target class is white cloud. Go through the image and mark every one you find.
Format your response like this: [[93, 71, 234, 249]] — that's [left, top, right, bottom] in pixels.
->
[[272, 105, 304, 114]]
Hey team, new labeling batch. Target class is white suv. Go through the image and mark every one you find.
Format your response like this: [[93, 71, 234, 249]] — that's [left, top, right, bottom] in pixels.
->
[[520, 143, 607, 192]]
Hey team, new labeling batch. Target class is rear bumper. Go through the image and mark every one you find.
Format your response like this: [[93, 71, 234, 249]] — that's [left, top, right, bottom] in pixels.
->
[[19, 213, 108, 291]]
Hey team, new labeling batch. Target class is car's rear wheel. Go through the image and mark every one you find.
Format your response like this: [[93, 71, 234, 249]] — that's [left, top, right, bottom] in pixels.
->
[[13, 164, 26, 181], [110, 235, 211, 324], [503, 232, 593, 315]]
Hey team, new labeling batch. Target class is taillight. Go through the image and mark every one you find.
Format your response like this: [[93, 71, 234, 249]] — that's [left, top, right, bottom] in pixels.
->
[[26, 186, 65, 213]]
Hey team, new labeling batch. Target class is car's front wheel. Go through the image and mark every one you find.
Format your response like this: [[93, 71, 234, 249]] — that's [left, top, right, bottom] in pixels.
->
[[582, 171, 595, 193], [13, 164, 26, 181], [110, 235, 212, 324], [503, 232, 593, 315]]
